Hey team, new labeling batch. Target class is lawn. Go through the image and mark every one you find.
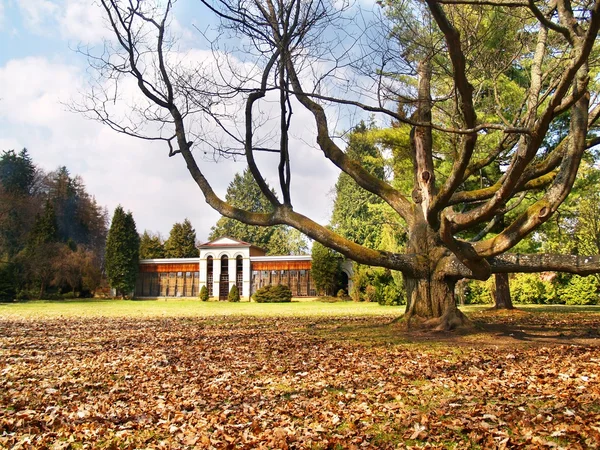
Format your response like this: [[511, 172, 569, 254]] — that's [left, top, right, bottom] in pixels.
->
[[1, 301, 599, 449], [0, 298, 404, 320]]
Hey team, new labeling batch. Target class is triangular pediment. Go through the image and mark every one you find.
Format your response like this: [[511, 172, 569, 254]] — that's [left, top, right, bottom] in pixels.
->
[[199, 236, 251, 247]]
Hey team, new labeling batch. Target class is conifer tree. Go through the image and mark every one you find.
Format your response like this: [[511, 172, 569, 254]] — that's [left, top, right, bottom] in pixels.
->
[[27, 201, 59, 249], [209, 169, 308, 255], [139, 230, 165, 259], [164, 219, 197, 258], [311, 241, 342, 296], [105, 206, 140, 297]]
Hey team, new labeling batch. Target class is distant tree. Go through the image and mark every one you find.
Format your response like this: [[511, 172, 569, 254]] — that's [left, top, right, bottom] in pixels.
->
[[17, 243, 63, 299], [266, 227, 309, 256], [0, 149, 36, 195], [139, 230, 165, 259], [311, 241, 342, 296], [46, 167, 108, 254], [209, 169, 308, 255], [164, 219, 197, 258], [105, 206, 140, 297], [0, 263, 18, 302], [54, 246, 103, 297], [27, 201, 59, 248], [0, 149, 39, 258]]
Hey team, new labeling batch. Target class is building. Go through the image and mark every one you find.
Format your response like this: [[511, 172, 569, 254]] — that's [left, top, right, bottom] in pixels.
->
[[135, 237, 328, 299]]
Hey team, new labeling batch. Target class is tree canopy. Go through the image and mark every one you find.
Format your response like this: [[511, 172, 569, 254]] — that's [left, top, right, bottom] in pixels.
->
[[164, 219, 197, 258], [0, 150, 108, 300], [209, 169, 308, 255], [83, 0, 600, 329], [139, 230, 166, 259]]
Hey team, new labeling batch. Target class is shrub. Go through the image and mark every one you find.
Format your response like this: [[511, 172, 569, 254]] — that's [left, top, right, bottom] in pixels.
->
[[381, 284, 402, 306], [253, 285, 292, 303], [336, 289, 346, 298], [511, 273, 546, 304], [228, 284, 240, 302], [364, 285, 377, 303], [199, 285, 209, 302], [561, 275, 599, 305], [464, 279, 493, 304]]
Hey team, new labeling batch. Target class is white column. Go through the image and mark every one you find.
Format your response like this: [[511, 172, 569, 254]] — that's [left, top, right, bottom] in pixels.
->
[[243, 257, 251, 300], [199, 257, 207, 292], [212, 257, 221, 299], [228, 255, 236, 294]]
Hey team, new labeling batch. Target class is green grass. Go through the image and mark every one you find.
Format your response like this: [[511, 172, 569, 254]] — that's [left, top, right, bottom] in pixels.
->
[[0, 298, 405, 319], [2, 299, 599, 320]]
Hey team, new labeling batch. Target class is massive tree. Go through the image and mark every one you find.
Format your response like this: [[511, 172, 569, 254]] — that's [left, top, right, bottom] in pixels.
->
[[82, 0, 600, 329]]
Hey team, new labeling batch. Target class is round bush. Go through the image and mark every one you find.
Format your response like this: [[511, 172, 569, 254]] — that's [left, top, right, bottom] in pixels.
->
[[228, 284, 240, 302], [252, 285, 292, 303], [199, 285, 209, 302]]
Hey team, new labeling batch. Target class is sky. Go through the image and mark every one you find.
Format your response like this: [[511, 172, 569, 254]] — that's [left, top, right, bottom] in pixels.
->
[[0, 0, 360, 242]]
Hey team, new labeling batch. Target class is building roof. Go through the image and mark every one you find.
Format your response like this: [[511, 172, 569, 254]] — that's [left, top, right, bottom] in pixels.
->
[[250, 255, 312, 262], [139, 257, 199, 264], [198, 236, 265, 251]]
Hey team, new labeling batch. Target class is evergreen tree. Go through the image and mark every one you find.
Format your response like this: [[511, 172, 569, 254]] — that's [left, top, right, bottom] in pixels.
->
[[330, 124, 405, 303], [105, 206, 140, 297], [0, 149, 38, 258], [164, 219, 197, 258], [139, 230, 165, 259], [311, 241, 343, 296], [209, 168, 308, 254], [0, 149, 36, 195], [27, 201, 59, 248], [331, 123, 386, 249]]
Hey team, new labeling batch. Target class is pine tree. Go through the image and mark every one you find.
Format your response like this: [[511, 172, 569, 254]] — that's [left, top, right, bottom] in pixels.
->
[[164, 219, 197, 258], [105, 206, 140, 297], [331, 123, 386, 249], [27, 201, 59, 249], [0, 148, 36, 195], [311, 241, 342, 296], [209, 168, 308, 254], [139, 230, 165, 259], [330, 124, 405, 303]]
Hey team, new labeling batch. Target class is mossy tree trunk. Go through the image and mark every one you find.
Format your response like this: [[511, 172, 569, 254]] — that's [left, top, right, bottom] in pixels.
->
[[492, 273, 514, 310]]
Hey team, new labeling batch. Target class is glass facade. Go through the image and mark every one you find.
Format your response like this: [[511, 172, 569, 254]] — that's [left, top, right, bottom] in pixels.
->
[[135, 271, 199, 297], [251, 268, 315, 296]]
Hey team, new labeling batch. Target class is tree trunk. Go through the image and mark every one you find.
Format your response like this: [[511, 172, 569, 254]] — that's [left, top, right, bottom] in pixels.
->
[[455, 279, 467, 306], [492, 273, 514, 309], [404, 275, 469, 330]]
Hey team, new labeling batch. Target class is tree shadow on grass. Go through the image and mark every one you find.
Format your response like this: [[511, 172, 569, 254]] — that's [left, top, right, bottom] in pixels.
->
[[309, 309, 600, 348]]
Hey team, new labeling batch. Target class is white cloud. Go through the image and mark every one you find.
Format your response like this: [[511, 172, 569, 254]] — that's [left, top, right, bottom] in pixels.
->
[[15, 0, 113, 43], [59, 0, 113, 44], [16, 0, 59, 34], [0, 55, 341, 241]]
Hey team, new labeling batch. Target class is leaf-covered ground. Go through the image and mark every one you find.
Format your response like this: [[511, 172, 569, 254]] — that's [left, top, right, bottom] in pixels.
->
[[1, 309, 599, 449]]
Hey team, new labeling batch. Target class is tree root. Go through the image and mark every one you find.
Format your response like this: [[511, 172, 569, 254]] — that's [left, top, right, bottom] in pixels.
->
[[402, 307, 472, 332]]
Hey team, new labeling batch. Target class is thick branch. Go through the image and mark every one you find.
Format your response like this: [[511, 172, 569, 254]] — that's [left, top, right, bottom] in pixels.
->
[[490, 254, 600, 275]]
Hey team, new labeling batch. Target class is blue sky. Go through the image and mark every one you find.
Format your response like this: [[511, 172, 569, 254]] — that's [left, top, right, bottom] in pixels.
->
[[0, 0, 346, 240]]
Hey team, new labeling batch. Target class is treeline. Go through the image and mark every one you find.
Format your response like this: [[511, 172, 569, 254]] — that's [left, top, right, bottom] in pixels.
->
[[139, 219, 198, 259], [0, 149, 108, 300]]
